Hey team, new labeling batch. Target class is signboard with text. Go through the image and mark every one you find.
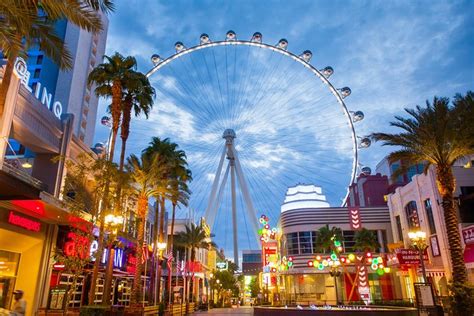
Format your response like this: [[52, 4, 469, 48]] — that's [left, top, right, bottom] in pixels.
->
[[396, 248, 428, 265]]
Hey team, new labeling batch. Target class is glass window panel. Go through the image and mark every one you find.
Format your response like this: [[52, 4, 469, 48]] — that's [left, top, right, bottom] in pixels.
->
[[424, 199, 436, 235], [405, 201, 420, 229], [299, 232, 312, 254], [287, 233, 299, 255]]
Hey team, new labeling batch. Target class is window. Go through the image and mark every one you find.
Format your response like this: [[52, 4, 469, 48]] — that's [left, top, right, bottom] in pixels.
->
[[36, 55, 43, 64], [299, 232, 312, 254], [342, 230, 356, 252], [424, 199, 436, 234], [33, 68, 41, 78], [287, 233, 299, 255], [405, 201, 420, 229], [312, 231, 318, 253], [396, 215, 404, 242], [390, 162, 403, 183]]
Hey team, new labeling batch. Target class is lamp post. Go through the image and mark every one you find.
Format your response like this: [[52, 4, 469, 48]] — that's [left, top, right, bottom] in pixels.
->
[[208, 273, 214, 310], [329, 267, 342, 305], [408, 230, 428, 283], [103, 213, 123, 304], [155, 241, 167, 304]]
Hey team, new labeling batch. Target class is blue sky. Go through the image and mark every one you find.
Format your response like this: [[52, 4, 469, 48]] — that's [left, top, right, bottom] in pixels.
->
[[94, 0, 474, 257]]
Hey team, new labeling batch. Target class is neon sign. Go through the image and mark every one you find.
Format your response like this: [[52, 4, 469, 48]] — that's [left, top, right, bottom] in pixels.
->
[[13, 57, 63, 119], [63, 232, 124, 268], [8, 211, 41, 232]]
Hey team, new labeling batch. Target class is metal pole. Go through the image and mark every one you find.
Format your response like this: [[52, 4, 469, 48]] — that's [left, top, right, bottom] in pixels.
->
[[230, 162, 239, 267], [103, 244, 115, 304], [419, 247, 427, 283]]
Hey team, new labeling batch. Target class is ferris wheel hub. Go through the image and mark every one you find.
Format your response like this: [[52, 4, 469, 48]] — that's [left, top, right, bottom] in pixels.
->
[[222, 129, 236, 140]]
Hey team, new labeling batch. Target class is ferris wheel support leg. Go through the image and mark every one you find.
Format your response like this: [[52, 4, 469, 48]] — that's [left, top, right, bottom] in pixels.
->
[[233, 149, 261, 246], [230, 162, 239, 267], [204, 146, 227, 221], [207, 163, 230, 230]]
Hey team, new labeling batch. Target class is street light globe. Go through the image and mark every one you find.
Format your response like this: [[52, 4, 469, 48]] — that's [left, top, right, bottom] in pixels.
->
[[157, 242, 167, 251]]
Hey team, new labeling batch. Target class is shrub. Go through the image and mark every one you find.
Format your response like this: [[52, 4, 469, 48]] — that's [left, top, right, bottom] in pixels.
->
[[449, 282, 474, 316], [79, 305, 109, 316]]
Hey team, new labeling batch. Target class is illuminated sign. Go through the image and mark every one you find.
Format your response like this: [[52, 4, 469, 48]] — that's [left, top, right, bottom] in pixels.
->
[[63, 232, 124, 268], [216, 261, 228, 270], [8, 211, 41, 232], [396, 248, 428, 265], [13, 57, 63, 119]]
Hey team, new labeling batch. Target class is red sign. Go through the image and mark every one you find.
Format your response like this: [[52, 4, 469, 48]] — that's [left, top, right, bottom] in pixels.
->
[[396, 248, 428, 265], [8, 211, 41, 232], [462, 225, 474, 246], [63, 232, 92, 259], [349, 207, 361, 230], [186, 261, 202, 273]]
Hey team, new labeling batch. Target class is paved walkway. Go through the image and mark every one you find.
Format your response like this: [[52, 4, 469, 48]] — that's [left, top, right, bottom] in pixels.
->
[[193, 306, 254, 315]]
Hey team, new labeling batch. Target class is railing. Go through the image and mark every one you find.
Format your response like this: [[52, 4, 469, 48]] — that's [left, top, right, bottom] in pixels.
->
[[1, 159, 47, 191]]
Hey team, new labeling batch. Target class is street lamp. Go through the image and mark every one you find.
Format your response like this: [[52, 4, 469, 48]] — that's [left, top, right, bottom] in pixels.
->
[[408, 230, 428, 283], [329, 267, 342, 305], [155, 241, 167, 303], [103, 213, 123, 304]]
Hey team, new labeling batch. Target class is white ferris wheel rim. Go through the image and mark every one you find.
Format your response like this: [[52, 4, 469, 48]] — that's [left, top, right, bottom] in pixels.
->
[[145, 39, 359, 206]]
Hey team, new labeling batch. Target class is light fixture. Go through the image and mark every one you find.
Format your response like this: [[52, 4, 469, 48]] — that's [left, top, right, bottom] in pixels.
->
[[22, 159, 32, 169], [157, 242, 167, 251]]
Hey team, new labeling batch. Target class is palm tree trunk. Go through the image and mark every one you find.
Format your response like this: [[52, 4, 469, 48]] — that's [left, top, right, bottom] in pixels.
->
[[88, 178, 111, 304], [0, 51, 18, 116], [151, 201, 159, 305], [131, 196, 148, 305], [119, 99, 132, 171], [436, 166, 468, 284], [109, 81, 122, 162], [169, 203, 177, 250]]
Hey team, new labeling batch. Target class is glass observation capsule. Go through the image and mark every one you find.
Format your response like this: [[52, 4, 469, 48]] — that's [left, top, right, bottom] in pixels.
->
[[151, 54, 161, 66], [226, 30, 236, 41], [251, 32, 262, 43], [300, 50, 312, 62], [200, 33, 211, 44]]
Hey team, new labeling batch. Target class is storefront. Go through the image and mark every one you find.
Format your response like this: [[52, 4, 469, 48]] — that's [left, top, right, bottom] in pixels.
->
[[0, 205, 54, 316], [47, 226, 146, 308]]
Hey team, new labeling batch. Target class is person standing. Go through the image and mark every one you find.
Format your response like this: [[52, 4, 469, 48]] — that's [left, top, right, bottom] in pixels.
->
[[10, 290, 26, 316]]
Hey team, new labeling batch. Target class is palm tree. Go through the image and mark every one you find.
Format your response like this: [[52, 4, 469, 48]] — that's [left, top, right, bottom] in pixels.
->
[[126, 153, 161, 304], [353, 228, 380, 253], [118, 72, 155, 171], [0, 0, 113, 114], [345, 228, 381, 301], [175, 223, 215, 302], [87, 52, 137, 162], [371, 94, 474, 286], [143, 137, 191, 303], [314, 224, 342, 253]]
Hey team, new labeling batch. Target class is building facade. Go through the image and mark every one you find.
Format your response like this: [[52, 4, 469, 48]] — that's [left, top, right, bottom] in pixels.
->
[[26, 14, 108, 145], [386, 159, 474, 300], [279, 184, 397, 305]]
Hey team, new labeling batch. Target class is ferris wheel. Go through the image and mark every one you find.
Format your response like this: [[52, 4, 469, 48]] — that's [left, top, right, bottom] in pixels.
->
[[126, 31, 370, 257]]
